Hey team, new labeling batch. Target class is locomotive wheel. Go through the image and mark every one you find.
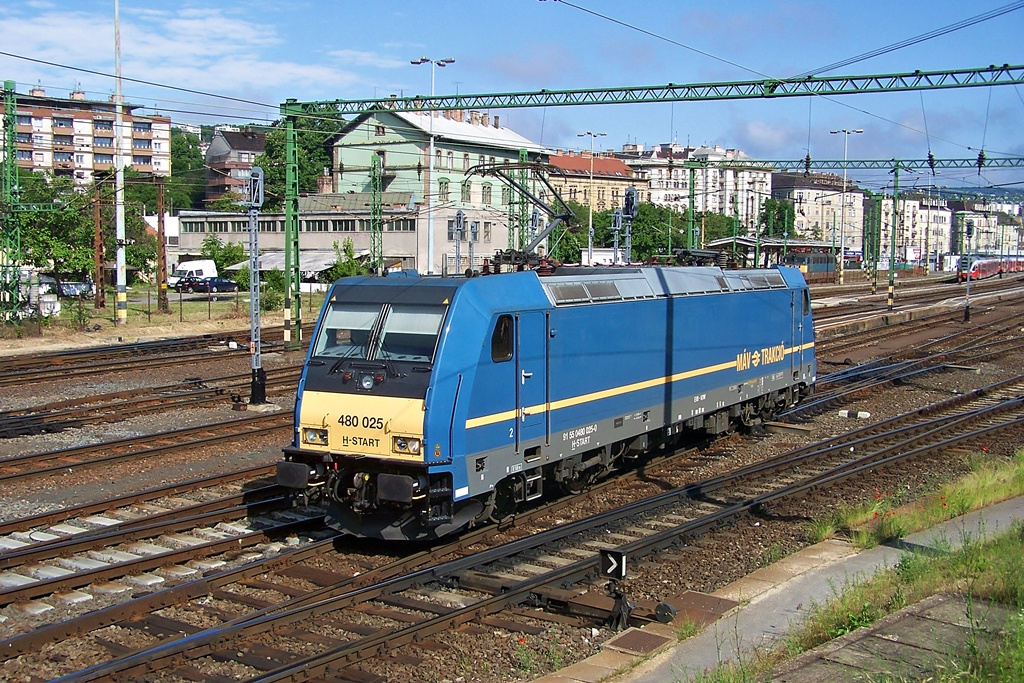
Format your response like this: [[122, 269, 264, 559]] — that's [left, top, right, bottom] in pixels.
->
[[560, 468, 594, 495], [487, 480, 517, 523]]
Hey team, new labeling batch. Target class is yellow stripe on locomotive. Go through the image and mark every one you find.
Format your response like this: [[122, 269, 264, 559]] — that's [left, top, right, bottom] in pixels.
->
[[297, 390, 425, 463]]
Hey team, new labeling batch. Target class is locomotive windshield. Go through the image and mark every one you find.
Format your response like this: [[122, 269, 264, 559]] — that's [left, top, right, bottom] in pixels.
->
[[312, 301, 447, 363]]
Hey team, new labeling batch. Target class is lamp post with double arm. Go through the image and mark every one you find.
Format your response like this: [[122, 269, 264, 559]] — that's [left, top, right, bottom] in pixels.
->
[[411, 56, 455, 274], [830, 128, 862, 284], [578, 131, 606, 264]]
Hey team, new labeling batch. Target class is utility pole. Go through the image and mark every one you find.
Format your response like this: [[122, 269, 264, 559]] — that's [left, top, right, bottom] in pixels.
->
[[156, 178, 168, 313], [93, 183, 105, 309], [281, 104, 301, 350], [114, 0, 127, 326], [888, 163, 905, 311]]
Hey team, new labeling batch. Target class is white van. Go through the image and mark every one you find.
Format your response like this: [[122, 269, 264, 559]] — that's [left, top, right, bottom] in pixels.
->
[[168, 259, 218, 287]]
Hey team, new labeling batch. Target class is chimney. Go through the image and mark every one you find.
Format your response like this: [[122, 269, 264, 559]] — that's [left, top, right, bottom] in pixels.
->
[[481, 113, 489, 127], [70, 88, 86, 101], [29, 85, 45, 97], [317, 168, 333, 194], [470, 110, 481, 125], [454, 110, 464, 123], [493, 115, 499, 128]]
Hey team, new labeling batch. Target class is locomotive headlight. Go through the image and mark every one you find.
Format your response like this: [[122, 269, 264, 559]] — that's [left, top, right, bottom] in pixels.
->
[[303, 428, 329, 445], [360, 374, 375, 390], [392, 436, 422, 454]]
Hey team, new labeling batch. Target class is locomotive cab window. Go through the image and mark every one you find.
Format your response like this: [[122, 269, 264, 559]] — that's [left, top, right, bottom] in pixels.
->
[[312, 303, 381, 358], [491, 315, 513, 362], [803, 290, 810, 316], [377, 304, 446, 362]]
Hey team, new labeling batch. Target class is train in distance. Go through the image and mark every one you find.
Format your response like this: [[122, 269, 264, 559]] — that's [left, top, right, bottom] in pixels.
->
[[957, 256, 1024, 282], [276, 262, 817, 541]]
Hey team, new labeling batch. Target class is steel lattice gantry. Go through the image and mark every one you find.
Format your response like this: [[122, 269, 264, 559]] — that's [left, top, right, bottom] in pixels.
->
[[276, 63, 1024, 347]]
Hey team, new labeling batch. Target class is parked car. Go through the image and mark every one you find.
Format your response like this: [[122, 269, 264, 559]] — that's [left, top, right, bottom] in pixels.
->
[[173, 276, 205, 293], [178, 276, 240, 294]]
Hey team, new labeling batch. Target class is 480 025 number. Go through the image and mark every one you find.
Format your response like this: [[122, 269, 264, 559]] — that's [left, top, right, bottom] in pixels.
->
[[337, 415, 384, 430]]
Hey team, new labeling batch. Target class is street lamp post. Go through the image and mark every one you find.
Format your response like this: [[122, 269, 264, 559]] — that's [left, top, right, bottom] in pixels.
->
[[411, 56, 455, 275], [578, 131, 606, 264], [830, 128, 862, 285]]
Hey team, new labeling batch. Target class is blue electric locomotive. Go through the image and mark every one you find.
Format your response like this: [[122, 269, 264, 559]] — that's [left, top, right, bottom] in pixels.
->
[[277, 265, 816, 540]]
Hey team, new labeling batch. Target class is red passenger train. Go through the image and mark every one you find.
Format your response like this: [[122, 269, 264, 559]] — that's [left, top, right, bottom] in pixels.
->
[[957, 256, 1024, 282]]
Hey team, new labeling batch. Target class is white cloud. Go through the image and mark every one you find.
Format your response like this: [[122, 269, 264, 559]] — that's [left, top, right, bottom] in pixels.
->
[[327, 49, 408, 69]]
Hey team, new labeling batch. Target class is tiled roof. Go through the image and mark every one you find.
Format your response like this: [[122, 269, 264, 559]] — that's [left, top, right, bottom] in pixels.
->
[[394, 112, 544, 153], [549, 154, 633, 179], [219, 131, 266, 153]]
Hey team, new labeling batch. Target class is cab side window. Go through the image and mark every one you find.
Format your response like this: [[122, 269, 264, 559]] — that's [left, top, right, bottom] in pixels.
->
[[803, 290, 810, 316], [491, 315, 513, 362]]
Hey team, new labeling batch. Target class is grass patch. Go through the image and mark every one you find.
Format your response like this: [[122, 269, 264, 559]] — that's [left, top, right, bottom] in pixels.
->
[[806, 450, 1024, 550], [681, 521, 1024, 682]]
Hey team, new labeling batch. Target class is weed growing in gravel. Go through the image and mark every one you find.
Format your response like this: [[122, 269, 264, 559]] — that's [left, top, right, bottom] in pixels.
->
[[512, 638, 535, 673], [760, 541, 786, 567], [675, 616, 701, 641], [804, 512, 841, 543]]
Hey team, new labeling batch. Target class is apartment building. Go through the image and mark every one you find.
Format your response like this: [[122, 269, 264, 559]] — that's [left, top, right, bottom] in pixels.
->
[[2, 84, 170, 185], [772, 172, 866, 256], [615, 143, 771, 232], [204, 129, 266, 203]]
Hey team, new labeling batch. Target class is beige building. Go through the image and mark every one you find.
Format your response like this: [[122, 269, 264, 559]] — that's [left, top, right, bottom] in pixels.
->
[[547, 152, 640, 213], [1, 84, 170, 186], [773, 172, 865, 257]]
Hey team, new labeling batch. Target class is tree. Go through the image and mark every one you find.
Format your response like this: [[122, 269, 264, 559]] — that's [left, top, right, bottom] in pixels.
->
[[319, 239, 366, 282], [16, 171, 95, 277], [758, 199, 796, 237], [169, 128, 206, 210], [200, 234, 246, 273], [255, 109, 345, 212]]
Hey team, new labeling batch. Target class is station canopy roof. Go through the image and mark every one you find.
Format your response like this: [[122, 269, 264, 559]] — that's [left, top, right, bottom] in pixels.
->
[[226, 249, 367, 274], [705, 236, 835, 250]]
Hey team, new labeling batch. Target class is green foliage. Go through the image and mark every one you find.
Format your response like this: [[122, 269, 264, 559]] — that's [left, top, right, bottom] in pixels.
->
[[200, 235, 246, 273], [758, 199, 796, 237], [16, 171, 95, 277], [255, 109, 345, 211], [260, 289, 283, 312], [319, 239, 366, 282], [262, 268, 287, 293], [205, 192, 247, 213]]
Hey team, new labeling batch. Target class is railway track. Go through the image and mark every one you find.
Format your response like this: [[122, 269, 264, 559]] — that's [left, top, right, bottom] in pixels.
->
[[0, 411, 291, 486], [0, 366, 302, 438], [5, 376, 1023, 681]]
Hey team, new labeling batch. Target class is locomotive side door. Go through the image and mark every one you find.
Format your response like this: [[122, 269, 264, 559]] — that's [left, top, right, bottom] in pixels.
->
[[515, 310, 548, 451]]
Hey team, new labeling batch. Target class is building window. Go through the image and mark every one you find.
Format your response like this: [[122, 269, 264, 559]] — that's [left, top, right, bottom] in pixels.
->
[[478, 154, 485, 167], [463, 153, 470, 170], [483, 222, 492, 242], [168, 236, 179, 245], [16, 115, 30, 125], [132, 155, 152, 165], [94, 137, 113, 148], [94, 120, 113, 130], [357, 219, 374, 231], [447, 220, 458, 241], [16, 132, 30, 143], [132, 138, 151, 149], [54, 152, 73, 162], [53, 134, 73, 145], [230, 221, 247, 232], [53, 118, 73, 128], [132, 121, 151, 133], [304, 219, 329, 232], [182, 221, 205, 233], [153, 142, 162, 151], [259, 220, 278, 232], [446, 151, 453, 169], [331, 219, 355, 232], [501, 187, 510, 204], [460, 180, 471, 202], [435, 149, 442, 167], [94, 153, 113, 164], [210, 221, 228, 233], [75, 154, 85, 165], [489, 156, 496, 166], [375, 124, 385, 136], [16, 150, 31, 160], [482, 184, 492, 205], [386, 219, 416, 232], [438, 179, 450, 202]]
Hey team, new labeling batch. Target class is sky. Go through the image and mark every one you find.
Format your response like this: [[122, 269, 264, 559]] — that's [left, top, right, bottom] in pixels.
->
[[1, 0, 1023, 193]]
